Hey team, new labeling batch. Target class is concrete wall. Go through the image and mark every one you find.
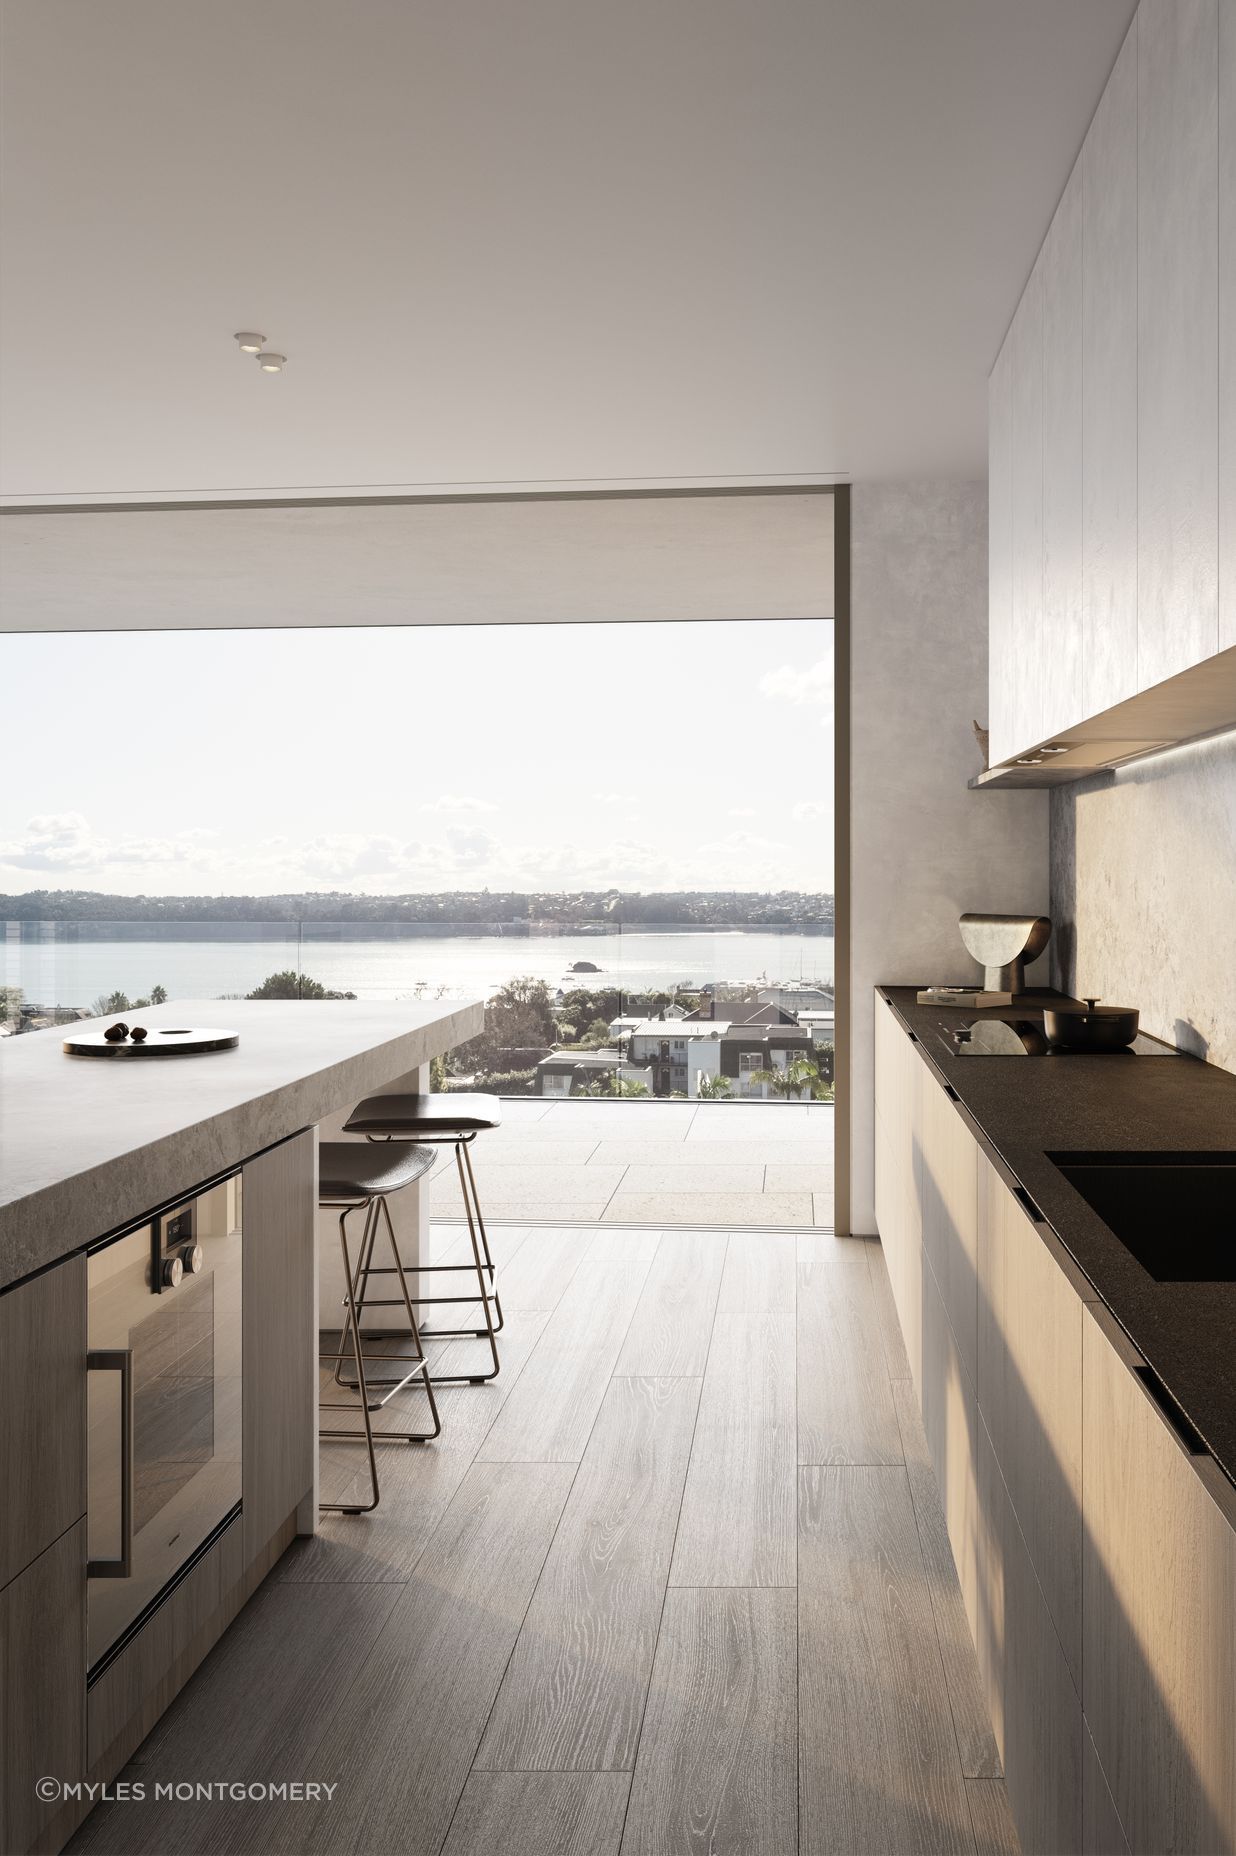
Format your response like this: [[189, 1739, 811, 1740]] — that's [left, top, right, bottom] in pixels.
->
[[1050, 732, 1236, 1075], [849, 481, 1050, 1233]]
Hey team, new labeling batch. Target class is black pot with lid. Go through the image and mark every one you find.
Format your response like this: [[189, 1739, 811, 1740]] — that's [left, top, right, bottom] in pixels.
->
[[1042, 997, 1140, 1052]]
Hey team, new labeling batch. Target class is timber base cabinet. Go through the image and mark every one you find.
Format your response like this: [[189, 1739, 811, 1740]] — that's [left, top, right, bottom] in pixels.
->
[[874, 989, 1236, 1856], [0, 1129, 316, 1856]]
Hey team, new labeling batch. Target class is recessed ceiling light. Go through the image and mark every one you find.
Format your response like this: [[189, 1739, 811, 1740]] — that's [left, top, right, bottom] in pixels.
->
[[256, 352, 286, 372], [233, 331, 265, 352]]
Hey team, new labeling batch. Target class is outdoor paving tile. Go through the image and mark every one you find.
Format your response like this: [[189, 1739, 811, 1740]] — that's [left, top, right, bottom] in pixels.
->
[[431, 1163, 626, 1200], [589, 1138, 824, 1166], [615, 1163, 765, 1195], [480, 1200, 626, 1223], [468, 1139, 602, 1163], [812, 1193, 837, 1228], [486, 1119, 609, 1136], [541, 1106, 698, 1131], [685, 1111, 814, 1140], [764, 1163, 837, 1192], [603, 1192, 814, 1228]]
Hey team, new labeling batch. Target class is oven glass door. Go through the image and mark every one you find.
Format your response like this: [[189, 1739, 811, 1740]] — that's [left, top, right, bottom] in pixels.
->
[[87, 1174, 242, 1668]]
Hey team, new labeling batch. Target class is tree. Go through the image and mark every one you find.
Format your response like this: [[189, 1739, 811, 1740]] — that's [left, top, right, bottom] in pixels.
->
[[581, 1074, 650, 1098], [92, 989, 131, 1016], [695, 1073, 733, 1100], [455, 975, 556, 1075], [246, 970, 357, 1000], [748, 1054, 833, 1101], [150, 983, 168, 1004]]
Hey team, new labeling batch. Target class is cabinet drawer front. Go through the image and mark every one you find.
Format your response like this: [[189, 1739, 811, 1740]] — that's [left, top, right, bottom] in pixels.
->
[[0, 1255, 86, 1590], [0, 1521, 87, 1856], [1082, 1305, 1236, 1855], [978, 1162, 1083, 1688]]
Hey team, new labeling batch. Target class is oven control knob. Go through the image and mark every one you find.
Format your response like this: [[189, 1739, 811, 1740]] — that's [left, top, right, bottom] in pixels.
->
[[180, 1244, 204, 1275], [162, 1256, 183, 1289]]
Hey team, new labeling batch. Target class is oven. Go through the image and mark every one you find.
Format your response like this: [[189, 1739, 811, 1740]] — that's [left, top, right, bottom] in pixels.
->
[[86, 1170, 243, 1674]]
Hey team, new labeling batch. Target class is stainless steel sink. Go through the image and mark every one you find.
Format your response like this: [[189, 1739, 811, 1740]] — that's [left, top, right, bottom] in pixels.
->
[[1048, 1152, 1236, 1282]]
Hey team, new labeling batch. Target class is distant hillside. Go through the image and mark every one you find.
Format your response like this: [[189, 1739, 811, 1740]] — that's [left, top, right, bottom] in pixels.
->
[[1, 889, 835, 930]]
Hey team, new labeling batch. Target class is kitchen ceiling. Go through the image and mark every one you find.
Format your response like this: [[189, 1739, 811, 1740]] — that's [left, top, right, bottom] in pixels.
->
[[0, 0, 1136, 505]]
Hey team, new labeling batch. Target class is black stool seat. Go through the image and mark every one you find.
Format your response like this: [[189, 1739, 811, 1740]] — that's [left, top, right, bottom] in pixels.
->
[[344, 1092, 502, 1137], [318, 1140, 437, 1204]]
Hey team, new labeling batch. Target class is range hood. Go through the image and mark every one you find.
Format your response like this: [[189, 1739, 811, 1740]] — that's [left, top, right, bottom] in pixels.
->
[[972, 644, 1236, 788]]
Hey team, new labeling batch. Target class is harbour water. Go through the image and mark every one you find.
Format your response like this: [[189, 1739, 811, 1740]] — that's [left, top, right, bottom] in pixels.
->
[[5, 928, 834, 1013]]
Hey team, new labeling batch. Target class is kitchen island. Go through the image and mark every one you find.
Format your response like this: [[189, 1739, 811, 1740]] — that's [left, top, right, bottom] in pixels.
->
[[0, 996, 482, 1856]]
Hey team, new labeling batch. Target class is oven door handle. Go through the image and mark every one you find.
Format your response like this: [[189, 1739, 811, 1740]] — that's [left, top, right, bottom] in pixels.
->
[[87, 1349, 134, 1578]]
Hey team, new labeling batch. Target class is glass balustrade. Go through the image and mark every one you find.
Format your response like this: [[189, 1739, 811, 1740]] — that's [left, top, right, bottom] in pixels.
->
[[2, 916, 834, 1104]]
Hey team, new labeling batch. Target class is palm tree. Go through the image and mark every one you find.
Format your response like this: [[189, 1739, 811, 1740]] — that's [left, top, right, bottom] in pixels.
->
[[695, 1073, 733, 1100], [748, 1055, 833, 1102]]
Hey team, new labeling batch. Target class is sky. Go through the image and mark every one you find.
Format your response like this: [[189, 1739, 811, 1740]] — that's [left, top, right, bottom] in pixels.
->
[[0, 619, 833, 896]]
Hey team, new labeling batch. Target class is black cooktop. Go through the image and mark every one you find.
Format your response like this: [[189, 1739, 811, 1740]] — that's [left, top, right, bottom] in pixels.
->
[[936, 1015, 1180, 1059]]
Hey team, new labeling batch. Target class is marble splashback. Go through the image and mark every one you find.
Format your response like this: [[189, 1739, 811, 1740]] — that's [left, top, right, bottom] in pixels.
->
[[1050, 730, 1236, 1074]]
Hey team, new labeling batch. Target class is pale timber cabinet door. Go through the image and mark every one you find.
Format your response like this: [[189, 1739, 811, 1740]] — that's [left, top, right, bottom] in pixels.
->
[[1136, 0, 1220, 689], [977, 1161, 1084, 1691], [1220, 0, 1236, 653], [1082, 1303, 1236, 1856], [1042, 158, 1084, 741], [988, 331, 1016, 767], [1082, 15, 1139, 720], [1009, 265, 1046, 755]]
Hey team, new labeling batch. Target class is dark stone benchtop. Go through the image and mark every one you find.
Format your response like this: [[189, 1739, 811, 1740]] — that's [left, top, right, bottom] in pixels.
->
[[878, 985, 1236, 1489]]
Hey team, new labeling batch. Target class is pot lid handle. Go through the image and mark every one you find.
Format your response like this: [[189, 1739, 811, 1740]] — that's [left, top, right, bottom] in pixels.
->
[[1083, 997, 1101, 1010]]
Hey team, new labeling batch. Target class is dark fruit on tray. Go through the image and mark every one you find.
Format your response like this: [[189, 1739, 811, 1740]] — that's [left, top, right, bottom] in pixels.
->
[[103, 1022, 129, 1042], [129, 1026, 148, 1042]]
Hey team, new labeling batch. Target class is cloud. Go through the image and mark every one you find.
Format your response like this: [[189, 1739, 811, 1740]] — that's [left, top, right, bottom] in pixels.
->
[[295, 834, 407, 881], [728, 806, 756, 818], [419, 795, 497, 815], [758, 660, 833, 726], [443, 826, 498, 867], [0, 813, 208, 873], [792, 801, 827, 822], [591, 792, 638, 806]]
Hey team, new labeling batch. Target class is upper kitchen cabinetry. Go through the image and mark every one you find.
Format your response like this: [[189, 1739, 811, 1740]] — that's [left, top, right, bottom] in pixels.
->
[[986, 0, 1236, 784]]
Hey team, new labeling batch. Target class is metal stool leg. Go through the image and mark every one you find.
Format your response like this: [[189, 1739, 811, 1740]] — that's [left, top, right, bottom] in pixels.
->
[[333, 1194, 442, 1439], [460, 1136, 504, 1334], [319, 1206, 380, 1515], [320, 1198, 441, 1516]]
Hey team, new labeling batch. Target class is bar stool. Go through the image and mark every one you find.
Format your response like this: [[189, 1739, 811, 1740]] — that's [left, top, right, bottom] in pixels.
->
[[318, 1139, 442, 1515], [342, 1092, 503, 1384]]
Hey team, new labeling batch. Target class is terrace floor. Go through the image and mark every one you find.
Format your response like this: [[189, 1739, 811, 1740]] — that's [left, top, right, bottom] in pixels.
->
[[430, 1097, 836, 1228]]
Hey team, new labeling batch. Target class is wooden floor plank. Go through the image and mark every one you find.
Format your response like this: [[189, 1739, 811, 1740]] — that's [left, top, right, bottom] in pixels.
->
[[798, 1464, 977, 1856], [717, 1230, 797, 1313], [477, 1232, 659, 1464], [275, 1436, 475, 1584], [797, 1256, 904, 1466], [268, 1461, 576, 1856], [477, 1376, 700, 1773], [893, 1380, 1002, 1779], [442, 1773, 631, 1856], [867, 1240, 914, 1381], [966, 1778, 1021, 1856], [620, 1587, 797, 1856], [613, 1232, 725, 1377], [480, 1225, 594, 1311], [669, 1314, 796, 1588]]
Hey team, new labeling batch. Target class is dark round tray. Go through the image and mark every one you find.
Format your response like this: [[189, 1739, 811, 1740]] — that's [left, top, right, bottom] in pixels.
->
[[63, 1027, 239, 1058]]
